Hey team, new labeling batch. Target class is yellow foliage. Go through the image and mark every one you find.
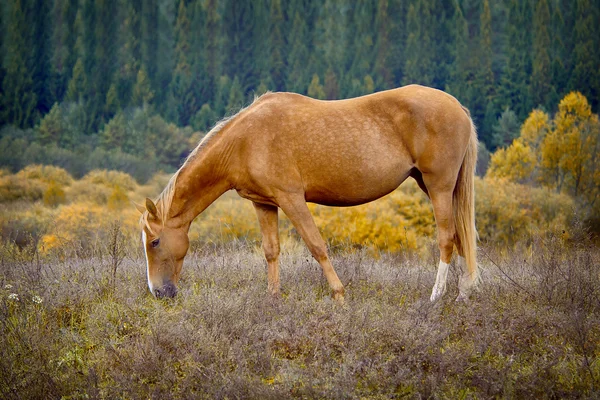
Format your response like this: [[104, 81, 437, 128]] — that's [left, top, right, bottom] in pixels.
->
[[0, 174, 44, 202], [107, 185, 129, 210], [81, 170, 137, 191], [67, 180, 113, 205], [520, 109, 551, 149], [540, 92, 599, 204], [486, 139, 536, 183], [16, 165, 73, 186], [43, 180, 66, 207], [476, 177, 574, 246]]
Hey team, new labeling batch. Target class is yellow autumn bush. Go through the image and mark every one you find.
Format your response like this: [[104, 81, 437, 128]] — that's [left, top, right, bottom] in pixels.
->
[[39, 202, 139, 256], [476, 177, 574, 246], [15, 165, 73, 187], [0, 174, 44, 202], [81, 170, 137, 191]]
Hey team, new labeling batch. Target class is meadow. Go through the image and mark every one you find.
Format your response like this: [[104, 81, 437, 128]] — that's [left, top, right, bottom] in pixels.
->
[[0, 166, 598, 398]]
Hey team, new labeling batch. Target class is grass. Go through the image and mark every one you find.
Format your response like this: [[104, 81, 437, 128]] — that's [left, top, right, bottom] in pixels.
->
[[0, 230, 599, 399]]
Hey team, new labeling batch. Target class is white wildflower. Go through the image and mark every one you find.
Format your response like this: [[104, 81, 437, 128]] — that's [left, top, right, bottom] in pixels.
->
[[32, 295, 43, 304], [8, 293, 19, 301], [4, 284, 13, 290]]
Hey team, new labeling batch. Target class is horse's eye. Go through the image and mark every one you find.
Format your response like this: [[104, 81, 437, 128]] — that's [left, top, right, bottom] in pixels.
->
[[151, 238, 160, 248]]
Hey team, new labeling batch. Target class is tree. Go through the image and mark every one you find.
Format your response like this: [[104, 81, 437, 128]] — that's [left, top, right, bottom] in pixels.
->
[[531, 0, 553, 110], [492, 108, 520, 149], [227, 76, 244, 112], [570, 0, 600, 109], [487, 139, 536, 184], [51, 0, 78, 102], [373, 0, 394, 89], [131, 67, 154, 108], [169, 0, 198, 126], [2, 0, 37, 128], [475, 0, 496, 146], [268, 0, 286, 91], [520, 109, 551, 149], [541, 92, 599, 203], [307, 74, 326, 100], [191, 103, 217, 133], [500, 0, 532, 120], [402, 1, 434, 86], [286, 11, 311, 94]]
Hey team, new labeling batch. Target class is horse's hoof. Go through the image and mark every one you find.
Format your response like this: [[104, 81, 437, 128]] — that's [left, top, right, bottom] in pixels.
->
[[429, 286, 446, 302], [332, 289, 345, 305]]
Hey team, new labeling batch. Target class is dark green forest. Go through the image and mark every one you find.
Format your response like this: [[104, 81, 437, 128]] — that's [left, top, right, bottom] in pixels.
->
[[1, 0, 599, 181]]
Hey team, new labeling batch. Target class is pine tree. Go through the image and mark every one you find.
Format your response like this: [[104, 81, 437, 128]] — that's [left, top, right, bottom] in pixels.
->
[[116, 0, 141, 108], [227, 76, 244, 112], [223, 0, 258, 95], [531, 0, 553, 110], [373, 0, 394, 90], [95, 0, 119, 123], [446, 0, 473, 105], [315, 0, 348, 83], [201, 0, 221, 104], [402, 0, 434, 86], [268, 0, 286, 91], [51, 0, 78, 102], [347, 1, 376, 95], [169, 0, 197, 126], [140, 0, 159, 92], [286, 11, 311, 94], [549, 1, 568, 108], [570, 0, 600, 109], [132, 67, 154, 109], [500, 0, 532, 120], [477, 0, 496, 138], [2, 0, 37, 128], [20, 0, 55, 121]]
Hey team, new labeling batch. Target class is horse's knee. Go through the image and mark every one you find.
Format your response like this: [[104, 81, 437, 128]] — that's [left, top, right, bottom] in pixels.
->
[[263, 241, 280, 263], [309, 241, 329, 263]]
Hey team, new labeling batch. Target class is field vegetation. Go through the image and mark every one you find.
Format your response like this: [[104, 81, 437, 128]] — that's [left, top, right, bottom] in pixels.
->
[[0, 163, 598, 398]]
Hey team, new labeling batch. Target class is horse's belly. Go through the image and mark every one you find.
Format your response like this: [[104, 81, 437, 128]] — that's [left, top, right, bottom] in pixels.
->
[[303, 163, 411, 207]]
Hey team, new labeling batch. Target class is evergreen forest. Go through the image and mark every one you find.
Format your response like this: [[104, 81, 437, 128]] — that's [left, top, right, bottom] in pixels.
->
[[1, 0, 599, 180]]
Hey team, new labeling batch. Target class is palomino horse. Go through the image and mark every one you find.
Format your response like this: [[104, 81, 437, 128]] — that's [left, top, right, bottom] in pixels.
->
[[137, 85, 478, 303]]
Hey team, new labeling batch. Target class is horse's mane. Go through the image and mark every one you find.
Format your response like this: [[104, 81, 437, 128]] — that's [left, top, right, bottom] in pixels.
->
[[140, 94, 269, 234]]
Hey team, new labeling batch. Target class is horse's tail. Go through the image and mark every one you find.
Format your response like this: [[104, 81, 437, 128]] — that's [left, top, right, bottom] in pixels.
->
[[454, 109, 478, 288]]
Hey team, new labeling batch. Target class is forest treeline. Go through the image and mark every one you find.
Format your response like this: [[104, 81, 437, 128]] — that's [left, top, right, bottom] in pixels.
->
[[0, 0, 599, 180]]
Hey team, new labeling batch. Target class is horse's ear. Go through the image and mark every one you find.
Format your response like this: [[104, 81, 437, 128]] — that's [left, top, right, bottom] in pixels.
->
[[145, 198, 159, 220], [133, 201, 146, 214]]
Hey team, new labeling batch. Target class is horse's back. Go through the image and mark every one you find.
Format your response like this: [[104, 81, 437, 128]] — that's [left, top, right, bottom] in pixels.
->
[[231, 86, 472, 206]]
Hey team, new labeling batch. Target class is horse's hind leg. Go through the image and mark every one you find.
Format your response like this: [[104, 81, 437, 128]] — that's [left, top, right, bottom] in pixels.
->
[[253, 202, 281, 296], [426, 187, 456, 302], [276, 195, 345, 303]]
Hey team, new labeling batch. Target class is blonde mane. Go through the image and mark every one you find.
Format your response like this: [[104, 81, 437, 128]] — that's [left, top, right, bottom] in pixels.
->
[[140, 94, 268, 234]]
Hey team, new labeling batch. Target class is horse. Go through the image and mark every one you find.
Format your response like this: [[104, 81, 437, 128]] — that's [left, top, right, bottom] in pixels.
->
[[136, 84, 479, 303]]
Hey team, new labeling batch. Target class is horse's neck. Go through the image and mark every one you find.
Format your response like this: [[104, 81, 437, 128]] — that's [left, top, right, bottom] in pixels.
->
[[165, 141, 232, 229]]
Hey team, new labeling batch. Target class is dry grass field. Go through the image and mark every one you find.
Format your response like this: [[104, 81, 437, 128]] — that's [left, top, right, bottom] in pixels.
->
[[1, 224, 598, 399]]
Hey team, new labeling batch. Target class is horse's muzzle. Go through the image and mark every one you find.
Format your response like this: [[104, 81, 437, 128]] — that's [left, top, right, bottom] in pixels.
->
[[155, 282, 177, 299]]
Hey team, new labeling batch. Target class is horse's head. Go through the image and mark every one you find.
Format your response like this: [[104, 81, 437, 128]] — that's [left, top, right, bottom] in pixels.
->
[[136, 198, 189, 298]]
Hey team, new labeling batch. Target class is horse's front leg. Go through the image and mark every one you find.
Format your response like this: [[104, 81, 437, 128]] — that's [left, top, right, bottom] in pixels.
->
[[253, 202, 281, 296], [276, 194, 345, 304]]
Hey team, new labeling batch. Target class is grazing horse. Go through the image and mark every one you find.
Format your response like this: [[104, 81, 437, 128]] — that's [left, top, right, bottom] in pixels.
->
[[137, 85, 478, 303]]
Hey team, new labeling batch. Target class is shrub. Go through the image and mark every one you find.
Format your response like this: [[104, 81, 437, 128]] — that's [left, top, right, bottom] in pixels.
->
[[15, 165, 73, 187], [0, 175, 44, 202], [476, 177, 574, 246], [43, 181, 66, 207], [107, 185, 129, 210], [67, 180, 113, 205], [81, 170, 137, 191]]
